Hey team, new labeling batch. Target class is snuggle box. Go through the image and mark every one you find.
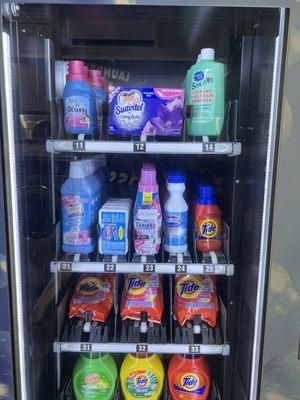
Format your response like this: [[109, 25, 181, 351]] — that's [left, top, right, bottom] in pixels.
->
[[108, 86, 185, 136]]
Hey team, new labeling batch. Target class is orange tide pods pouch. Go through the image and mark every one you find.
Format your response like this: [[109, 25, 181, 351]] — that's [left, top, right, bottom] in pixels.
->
[[174, 274, 218, 327], [69, 274, 114, 322], [120, 273, 164, 324]]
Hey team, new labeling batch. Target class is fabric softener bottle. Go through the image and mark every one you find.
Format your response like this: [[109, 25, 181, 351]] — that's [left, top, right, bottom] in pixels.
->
[[61, 161, 96, 254], [64, 60, 94, 136], [186, 48, 224, 137], [133, 164, 162, 255]]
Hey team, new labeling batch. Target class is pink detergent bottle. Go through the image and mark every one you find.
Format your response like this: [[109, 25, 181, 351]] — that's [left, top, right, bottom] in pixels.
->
[[133, 164, 162, 255]]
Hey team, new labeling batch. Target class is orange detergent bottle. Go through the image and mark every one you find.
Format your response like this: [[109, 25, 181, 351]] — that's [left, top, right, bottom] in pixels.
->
[[168, 354, 211, 400], [194, 185, 222, 252]]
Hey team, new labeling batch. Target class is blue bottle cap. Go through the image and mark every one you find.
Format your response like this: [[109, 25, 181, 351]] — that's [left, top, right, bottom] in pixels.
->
[[197, 184, 216, 204], [168, 171, 186, 183]]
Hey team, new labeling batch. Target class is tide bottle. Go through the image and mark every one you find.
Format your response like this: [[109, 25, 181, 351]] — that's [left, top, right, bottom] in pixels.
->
[[61, 160, 95, 254], [120, 353, 164, 400], [168, 354, 211, 399], [63, 60, 94, 136], [186, 48, 224, 137], [89, 69, 107, 136], [72, 353, 117, 400], [194, 185, 222, 252], [133, 165, 162, 255], [164, 171, 188, 254]]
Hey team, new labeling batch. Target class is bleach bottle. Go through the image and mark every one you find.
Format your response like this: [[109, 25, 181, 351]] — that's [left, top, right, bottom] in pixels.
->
[[89, 69, 107, 137], [61, 160, 96, 254], [63, 60, 94, 136], [186, 48, 224, 137], [164, 171, 188, 254]]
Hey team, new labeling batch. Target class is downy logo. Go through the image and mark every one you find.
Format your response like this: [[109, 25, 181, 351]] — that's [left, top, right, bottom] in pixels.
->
[[67, 97, 88, 115]]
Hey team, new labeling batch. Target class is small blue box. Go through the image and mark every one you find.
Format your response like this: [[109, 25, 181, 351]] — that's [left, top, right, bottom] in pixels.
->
[[108, 86, 184, 136]]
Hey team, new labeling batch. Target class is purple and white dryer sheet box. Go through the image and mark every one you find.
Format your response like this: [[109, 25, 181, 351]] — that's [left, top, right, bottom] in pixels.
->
[[108, 86, 185, 136]]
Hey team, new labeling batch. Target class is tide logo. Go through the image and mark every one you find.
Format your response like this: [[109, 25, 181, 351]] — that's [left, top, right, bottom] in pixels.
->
[[174, 373, 206, 395], [77, 277, 103, 295], [181, 373, 200, 391], [198, 218, 220, 239], [126, 274, 149, 295], [135, 373, 149, 388], [177, 277, 202, 298]]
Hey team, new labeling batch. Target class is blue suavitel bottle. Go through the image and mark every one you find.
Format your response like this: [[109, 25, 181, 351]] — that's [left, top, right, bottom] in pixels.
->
[[61, 160, 96, 254], [63, 60, 94, 136]]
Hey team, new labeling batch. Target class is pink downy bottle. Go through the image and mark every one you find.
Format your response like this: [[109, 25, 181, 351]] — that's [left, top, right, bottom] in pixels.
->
[[133, 164, 162, 255]]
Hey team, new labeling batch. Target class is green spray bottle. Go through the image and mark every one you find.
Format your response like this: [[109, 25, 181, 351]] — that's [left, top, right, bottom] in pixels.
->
[[186, 48, 224, 137], [72, 353, 117, 400]]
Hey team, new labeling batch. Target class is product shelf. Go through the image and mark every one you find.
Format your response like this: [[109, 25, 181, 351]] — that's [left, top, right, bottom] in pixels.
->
[[54, 278, 229, 357], [57, 373, 221, 400], [51, 223, 234, 276], [46, 138, 241, 156]]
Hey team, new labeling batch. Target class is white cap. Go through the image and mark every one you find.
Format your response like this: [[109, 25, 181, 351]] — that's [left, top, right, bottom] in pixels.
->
[[201, 48, 215, 60], [82, 159, 94, 176], [197, 54, 202, 63], [69, 161, 85, 179]]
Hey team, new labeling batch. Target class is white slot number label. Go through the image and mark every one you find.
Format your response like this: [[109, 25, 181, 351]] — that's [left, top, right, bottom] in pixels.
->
[[59, 262, 72, 272], [175, 264, 187, 273], [203, 143, 215, 153], [203, 264, 216, 274], [143, 263, 155, 273], [73, 140, 86, 151], [133, 142, 146, 152], [104, 263, 116, 272], [189, 345, 201, 354], [80, 343, 92, 352], [136, 344, 148, 353]]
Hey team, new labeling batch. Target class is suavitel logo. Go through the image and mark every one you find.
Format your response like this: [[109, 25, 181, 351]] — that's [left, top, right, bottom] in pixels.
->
[[66, 203, 84, 218]]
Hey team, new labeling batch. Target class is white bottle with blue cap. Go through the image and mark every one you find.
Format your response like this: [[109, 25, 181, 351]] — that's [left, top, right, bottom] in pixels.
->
[[164, 171, 188, 254]]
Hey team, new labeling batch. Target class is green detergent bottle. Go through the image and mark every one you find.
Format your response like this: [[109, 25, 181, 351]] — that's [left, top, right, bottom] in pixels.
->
[[72, 353, 117, 400], [186, 48, 224, 137]]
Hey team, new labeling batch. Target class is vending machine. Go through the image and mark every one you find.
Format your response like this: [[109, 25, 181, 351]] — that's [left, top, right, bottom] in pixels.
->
[[0, 2, 296, 400]]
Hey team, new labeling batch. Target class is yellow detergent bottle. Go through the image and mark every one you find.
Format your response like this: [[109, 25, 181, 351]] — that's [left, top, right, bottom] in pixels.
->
[[120, 353, 164, 399]]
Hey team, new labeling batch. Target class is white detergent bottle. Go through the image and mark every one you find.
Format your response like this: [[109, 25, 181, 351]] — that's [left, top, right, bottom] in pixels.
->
[[164, 171, 188, 254]]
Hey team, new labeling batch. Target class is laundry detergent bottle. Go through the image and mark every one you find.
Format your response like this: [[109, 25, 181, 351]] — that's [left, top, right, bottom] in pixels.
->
[[72, 352, 117, 400], [168, 354, 211, 399], [61, 160, 96, 254], [164, 171, 188, 254], [194, 184, 222, 252], [120, 353, 164, 400], [133, 164, 162, 255], [63, 60, 94, 136], [186, 48, 224, 137]]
